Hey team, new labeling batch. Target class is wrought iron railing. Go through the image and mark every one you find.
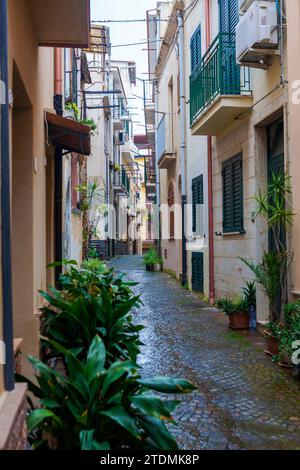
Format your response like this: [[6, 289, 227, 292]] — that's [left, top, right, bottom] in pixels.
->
[[190, 32, 252, 125]]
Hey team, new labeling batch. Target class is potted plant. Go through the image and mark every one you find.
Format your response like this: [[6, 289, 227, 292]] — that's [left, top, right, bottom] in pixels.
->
[[278, 302, 300, 369], [242, 281, 257, 330], [264, 321, 282, 357], [143, 249, 162, 272], [216, 298, 249, 330]]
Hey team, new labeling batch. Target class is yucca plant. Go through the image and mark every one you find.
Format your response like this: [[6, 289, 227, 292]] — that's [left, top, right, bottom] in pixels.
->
[[18, 336, 196, 450], [240, 171, 295, 324]]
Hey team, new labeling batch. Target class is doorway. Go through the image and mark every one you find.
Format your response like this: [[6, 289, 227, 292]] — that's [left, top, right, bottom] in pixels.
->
[[267, 118, 285, 252]]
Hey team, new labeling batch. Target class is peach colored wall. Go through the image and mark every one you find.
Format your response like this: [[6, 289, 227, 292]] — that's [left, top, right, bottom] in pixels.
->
[[8, 0, 55, 377]]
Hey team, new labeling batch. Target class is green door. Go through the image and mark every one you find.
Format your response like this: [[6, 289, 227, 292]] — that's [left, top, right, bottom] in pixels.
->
[[192, 252, 204, 293], [267, 119, 285, 252]]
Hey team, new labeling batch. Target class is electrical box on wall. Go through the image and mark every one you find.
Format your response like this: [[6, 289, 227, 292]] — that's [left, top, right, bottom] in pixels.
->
[[236, 1, 279, 69]]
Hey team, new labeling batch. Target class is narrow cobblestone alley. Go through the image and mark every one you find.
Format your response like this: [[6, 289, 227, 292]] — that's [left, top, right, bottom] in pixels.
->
[[110, 256, 300, 450]]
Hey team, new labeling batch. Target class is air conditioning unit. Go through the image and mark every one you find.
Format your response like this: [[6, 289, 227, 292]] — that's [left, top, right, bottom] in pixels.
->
[[236, 1, 279, 69]]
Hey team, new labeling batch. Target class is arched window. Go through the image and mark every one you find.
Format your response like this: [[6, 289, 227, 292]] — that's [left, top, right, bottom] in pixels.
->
[[168, 182, 175, 239]]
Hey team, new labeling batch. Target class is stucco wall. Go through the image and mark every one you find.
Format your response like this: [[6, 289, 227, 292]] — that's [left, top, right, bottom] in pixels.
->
[[8, 0, 55, 377], [185, 0, 209, 295], [212, 53, 288, 322]]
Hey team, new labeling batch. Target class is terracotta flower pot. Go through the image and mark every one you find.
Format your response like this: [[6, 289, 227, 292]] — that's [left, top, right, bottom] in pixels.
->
[[277, 350, 293, 369], [264, 330, 279, 357], [228, 311, 249, 330]]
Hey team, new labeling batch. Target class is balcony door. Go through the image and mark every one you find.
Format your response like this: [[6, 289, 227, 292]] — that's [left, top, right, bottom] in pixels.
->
[[218, 0, 240, 95]]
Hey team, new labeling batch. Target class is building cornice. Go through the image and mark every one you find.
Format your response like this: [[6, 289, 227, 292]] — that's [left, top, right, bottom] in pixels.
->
[[155, 0, 184, 79]]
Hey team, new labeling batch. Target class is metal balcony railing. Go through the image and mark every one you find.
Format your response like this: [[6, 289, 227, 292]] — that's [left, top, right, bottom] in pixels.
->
[[190, 32, 252, 125], [113, 166, 130, 194], [113, 98, 128, 120]]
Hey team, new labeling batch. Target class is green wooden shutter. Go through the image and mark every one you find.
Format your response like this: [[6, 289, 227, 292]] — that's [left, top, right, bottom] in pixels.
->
[[192, 175, 203, 233], [222, 154, 244, 233], [192, 252, 204, 293], [219, 0, 239, 33], [190, 25, 201, 72]]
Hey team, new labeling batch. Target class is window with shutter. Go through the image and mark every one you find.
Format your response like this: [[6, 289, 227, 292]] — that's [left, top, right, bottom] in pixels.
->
[[222, 154, 244, 234], [192, 175, 204, 235], [192, 252, 204, 293], [190, 25, 201, 72]]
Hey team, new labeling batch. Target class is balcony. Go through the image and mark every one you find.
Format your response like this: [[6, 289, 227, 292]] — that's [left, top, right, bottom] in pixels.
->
[[112, 167, 130, 196], [113, 98, 127, 132], [190, 33, 252, 136], [157, 116, 176, 169], [29, 0, 90, 47]]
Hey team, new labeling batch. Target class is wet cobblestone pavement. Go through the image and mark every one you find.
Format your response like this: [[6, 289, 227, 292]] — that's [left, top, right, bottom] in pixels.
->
[[110, 256, 300, 450]]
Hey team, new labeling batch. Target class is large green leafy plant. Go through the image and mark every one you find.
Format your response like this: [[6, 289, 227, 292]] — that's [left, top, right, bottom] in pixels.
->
[[21, 336, 196, 450], [40, 260, 143, 366]]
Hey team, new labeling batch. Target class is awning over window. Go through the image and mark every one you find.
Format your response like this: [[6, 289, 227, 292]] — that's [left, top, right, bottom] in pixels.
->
[[46, 112, 91, 156]]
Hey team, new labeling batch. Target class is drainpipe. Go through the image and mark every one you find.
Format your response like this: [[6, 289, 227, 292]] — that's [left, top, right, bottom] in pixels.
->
[[205, 0, 215, 304], [0, 0, 14, 391], [178, 11, 187, 286], [54, 48, 63, 284]]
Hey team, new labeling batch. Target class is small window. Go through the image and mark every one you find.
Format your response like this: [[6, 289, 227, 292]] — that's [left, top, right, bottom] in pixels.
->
[[190, 25, 201, 72], [192, 175, 204, 235], [222, 153, 244, 234]]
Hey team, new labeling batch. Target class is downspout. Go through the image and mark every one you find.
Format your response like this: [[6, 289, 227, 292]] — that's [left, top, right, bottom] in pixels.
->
[[205, 0, 215, 304], [0, 0, 14, 391], [178, 11, 187, 286], [54, 48, 63, 284]]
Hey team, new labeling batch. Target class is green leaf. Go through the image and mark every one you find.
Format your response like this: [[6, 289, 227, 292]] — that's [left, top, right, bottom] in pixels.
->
[[41, 398, 60, 409], [137, 377, 197, 394], [139, 415, 178, 450], [130, 396, 180, 421], [80, 430, 110, 450], [102, 361, 138, 397], [27, 409, 62, 433], [86, 335, 106, 383], [15, 373, 43, 399], [100, 405, 142, 440]]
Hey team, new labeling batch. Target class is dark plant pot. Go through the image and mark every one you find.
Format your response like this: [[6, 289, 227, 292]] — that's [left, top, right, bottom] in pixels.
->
[[228, 311, 249, 330], [264, 330, 279, 357], [278, 351, 293, 369], [145, 264, 154, 272]]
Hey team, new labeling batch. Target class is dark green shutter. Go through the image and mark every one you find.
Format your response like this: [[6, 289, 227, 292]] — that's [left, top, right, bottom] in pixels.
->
[[218, 0, 239, 33], [192, 252, 204, 293], [190, 25, 201, 72], [222, 154, 244, 233], [192, 175, 203, 233]]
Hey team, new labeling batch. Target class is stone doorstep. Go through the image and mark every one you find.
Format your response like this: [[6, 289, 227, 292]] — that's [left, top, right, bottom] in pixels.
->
[[0, 383, 28, 450]]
